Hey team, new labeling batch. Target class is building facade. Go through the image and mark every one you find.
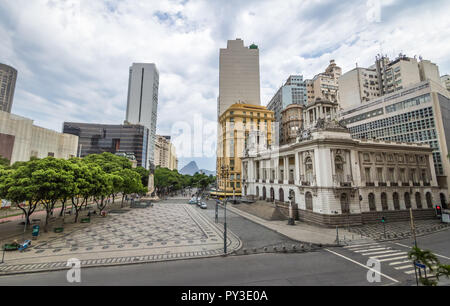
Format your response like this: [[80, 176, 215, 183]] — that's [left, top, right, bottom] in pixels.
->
[[0, 63, 17, 113], [339, 80, 450, 194], [216, 103, 274, 196], [306, 60, 341, 104], [0, 111, 78, 164], [125, 63, 159, 169], [218, 39, 261, 118], [280, 104, 303, 145], [339, 55, 441, 110], [63, 122, 149, 168], [154, 135, 178, 171], [441, 75, 450, 92], [241, 104, 446, 227]]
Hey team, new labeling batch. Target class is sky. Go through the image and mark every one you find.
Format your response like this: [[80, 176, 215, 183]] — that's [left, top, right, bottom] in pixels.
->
[[1, 0, 450, 171]]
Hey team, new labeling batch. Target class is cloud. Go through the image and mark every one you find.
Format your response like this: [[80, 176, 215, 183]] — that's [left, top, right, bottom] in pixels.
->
[[0, 0, 449, 171]]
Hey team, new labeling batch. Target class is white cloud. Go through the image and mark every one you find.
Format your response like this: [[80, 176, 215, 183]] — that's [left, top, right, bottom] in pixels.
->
[[0, 0, 449, 170]]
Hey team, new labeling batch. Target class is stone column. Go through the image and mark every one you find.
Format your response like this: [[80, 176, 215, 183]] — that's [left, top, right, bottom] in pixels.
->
[[294, 152, 300, 185]]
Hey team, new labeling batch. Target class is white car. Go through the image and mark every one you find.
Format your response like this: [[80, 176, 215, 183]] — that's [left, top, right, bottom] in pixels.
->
[[200, 202, 208, 209]]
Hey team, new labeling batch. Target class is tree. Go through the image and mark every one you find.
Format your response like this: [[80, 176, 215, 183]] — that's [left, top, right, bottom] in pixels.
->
[[133, 166, 150, 187], [0, 156, 10, 168], [118, 168, 146, 207], [0, 159, 41, 225], [408, 246, 441, 286], [30, 158, 75, 232]]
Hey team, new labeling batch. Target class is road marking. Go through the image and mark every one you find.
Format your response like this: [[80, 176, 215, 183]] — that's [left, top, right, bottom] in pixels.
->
[[325, 248, 399, 283], [394, 243, 450, 260], [354, 247, 389, 253], [389, 260, 411, 266], [344, 243, 380, 249], [361, 250, 399, 256], [377, 255, 409, 262], [371, 252, 407, 259], [394, 265, 414, 270]]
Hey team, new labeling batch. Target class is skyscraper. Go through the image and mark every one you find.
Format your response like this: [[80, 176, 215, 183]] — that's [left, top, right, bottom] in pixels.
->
[[0, 63, 18, 113], [218, 39, 261, 118], [125, 63, 159, 169]]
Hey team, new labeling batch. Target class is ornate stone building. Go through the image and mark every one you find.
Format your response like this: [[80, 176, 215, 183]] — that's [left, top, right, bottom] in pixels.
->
[[241, 101, 446, 227]]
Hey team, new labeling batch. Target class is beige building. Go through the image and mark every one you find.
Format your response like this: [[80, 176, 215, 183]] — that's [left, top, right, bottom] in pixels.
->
[[339, 55, 442, 110], [441, 75, 450, 92], [306, 60, 341, 104], [218, 39, 261, 118], [281, 104, 303, 145], [154, 135, 178, 171], [242, 102, 445, 227], [0, 110, 78, 164], [216, 103, 274, 196]]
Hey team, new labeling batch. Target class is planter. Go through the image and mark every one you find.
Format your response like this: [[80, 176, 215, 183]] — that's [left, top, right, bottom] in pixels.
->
[[3, 244, 19, 251]]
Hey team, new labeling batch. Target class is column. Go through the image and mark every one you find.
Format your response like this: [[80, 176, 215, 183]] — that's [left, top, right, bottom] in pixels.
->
[[294, 152, 300, 185]]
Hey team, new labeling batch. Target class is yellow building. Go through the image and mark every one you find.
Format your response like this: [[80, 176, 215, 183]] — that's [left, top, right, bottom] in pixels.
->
[[215, 103, 274, 197]]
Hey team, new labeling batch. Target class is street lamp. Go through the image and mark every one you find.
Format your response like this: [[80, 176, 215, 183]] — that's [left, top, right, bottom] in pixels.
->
[[220, 164, 230, 255], [288, 194, 295, 225]]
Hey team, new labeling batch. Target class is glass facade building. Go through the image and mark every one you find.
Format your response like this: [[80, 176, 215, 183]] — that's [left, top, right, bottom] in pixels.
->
[[63, 122, 149, 169]]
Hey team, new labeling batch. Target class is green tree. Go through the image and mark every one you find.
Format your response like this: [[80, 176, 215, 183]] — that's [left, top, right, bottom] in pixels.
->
[[0, 156, 10, 168], [118, 168, 146, 207], [133, 166, 150, 187], [408, 246, 441, 286]]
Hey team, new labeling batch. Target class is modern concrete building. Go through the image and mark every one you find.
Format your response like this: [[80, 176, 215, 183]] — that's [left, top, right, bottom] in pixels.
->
[[0, 111, 78, 165], [441, 75, 450, 92], [63, 122, 150, 169], [339, 55, 442, 110], [280, 104, 304, 145], [0, 63, 17, 113], [218, 39, 261, 118], [306, 60, 341, 104], [125, 63, 159, 169], [154, 135, 178, 171], [216, 103, 274, 196], [339, 80, 450, 195], [241, 102, 446, 227]]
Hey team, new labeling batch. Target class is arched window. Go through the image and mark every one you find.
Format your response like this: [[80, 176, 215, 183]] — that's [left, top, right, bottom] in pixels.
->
[[305, 157, 313, 182], [415, 192, 422, 209], [368, 193, 376, 211], [270, 188, 275, 202], [381, 193, 388, 211], [335, 156, 344, 173], [244, 185, 247, 196], [305, 192, 313, 211], [262, 187, 267, 200], [289, 189, 296, 205], [440, 193, 447, 209], [393, 193, 400, 210], [404, 193, 411, 209], [341, 193, 350, 214], [279, 188, 284, 202], [256, 186, 259, 198]]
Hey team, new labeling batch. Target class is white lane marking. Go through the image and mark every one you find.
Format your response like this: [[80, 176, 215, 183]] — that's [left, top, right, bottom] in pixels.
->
[[325, 248, 399, 283], [361, 250, 399, 256], [354, 247, 389, 253], [394, 265, 414, 270], [394, 243, 450, 260], [371, 252, 407, 259], [378, 255, 409, 262], [389, 260, 411, 266], [344, 243, 380, 249]]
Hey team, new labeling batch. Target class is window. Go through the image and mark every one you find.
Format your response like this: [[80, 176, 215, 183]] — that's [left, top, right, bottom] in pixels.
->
[[368, 193, 376, 211]]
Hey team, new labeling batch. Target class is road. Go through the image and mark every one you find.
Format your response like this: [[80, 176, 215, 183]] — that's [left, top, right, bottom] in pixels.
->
[[0, 197, 448, 286]]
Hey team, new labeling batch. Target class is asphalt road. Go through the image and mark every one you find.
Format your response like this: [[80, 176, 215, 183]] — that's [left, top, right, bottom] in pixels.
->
[[0, 197, 448, 286]]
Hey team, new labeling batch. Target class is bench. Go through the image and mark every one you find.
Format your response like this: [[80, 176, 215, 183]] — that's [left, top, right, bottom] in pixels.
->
[[53, 227, 64, 233], [80, 217, 91, 223]]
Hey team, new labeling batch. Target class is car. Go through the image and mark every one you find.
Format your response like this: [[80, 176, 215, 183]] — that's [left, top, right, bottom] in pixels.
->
[[200, 202, 207, 209], [188, 198, 197, 204], [196, 200, 202, 207]]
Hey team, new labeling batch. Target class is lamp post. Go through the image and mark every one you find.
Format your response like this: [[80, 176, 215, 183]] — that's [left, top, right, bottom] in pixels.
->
[[288, 195, 295, 225], [220, 165, 230, 255]]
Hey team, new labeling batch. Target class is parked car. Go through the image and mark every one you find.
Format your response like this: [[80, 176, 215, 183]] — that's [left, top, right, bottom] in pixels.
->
[[200, 202, 208, 209]]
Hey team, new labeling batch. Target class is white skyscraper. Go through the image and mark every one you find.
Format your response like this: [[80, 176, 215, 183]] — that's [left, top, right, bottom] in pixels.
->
[[125, 63, 159, 169]]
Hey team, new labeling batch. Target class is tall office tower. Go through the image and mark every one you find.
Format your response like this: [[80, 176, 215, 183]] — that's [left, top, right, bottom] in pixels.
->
[[441, 75, 450, 92], [0, 63, 18, 113], [125, 63, 159, 170], [218, 39, 261, 118]]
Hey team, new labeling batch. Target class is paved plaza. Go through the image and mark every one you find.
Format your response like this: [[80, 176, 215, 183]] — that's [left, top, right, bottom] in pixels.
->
[[0, 202, 241, 275]]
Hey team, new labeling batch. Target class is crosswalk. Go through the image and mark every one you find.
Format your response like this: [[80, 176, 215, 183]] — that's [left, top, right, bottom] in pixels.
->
[[343, 242, 437, 277]]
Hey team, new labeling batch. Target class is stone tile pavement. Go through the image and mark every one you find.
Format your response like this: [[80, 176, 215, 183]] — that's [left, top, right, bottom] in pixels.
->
[[0, 203, 241, 275]]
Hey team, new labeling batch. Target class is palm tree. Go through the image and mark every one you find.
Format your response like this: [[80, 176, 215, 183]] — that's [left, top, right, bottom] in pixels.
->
[[435, 264, 450, 281], [408, 246, 441, 286]]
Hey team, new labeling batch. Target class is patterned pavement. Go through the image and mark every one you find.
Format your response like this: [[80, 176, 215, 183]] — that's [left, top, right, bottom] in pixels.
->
[[0, 203, 241, 275]]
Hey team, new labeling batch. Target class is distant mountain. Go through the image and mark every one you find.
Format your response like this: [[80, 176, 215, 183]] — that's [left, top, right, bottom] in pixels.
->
[[179, 161, 215, 176], [180, 161, 199, 175]]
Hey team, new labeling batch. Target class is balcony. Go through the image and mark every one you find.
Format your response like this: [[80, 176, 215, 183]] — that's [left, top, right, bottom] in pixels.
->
[[378, 182, 387, 187], [389, 182, 398, 187], [365, 182, 375, 187], [402, 182, 410, 187], [333, 174, 353, 187], [300, 175, 316, 186]]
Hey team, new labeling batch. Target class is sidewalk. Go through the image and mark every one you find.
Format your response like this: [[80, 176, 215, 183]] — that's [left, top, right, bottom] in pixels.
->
[[226, 204, 374, 246]]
